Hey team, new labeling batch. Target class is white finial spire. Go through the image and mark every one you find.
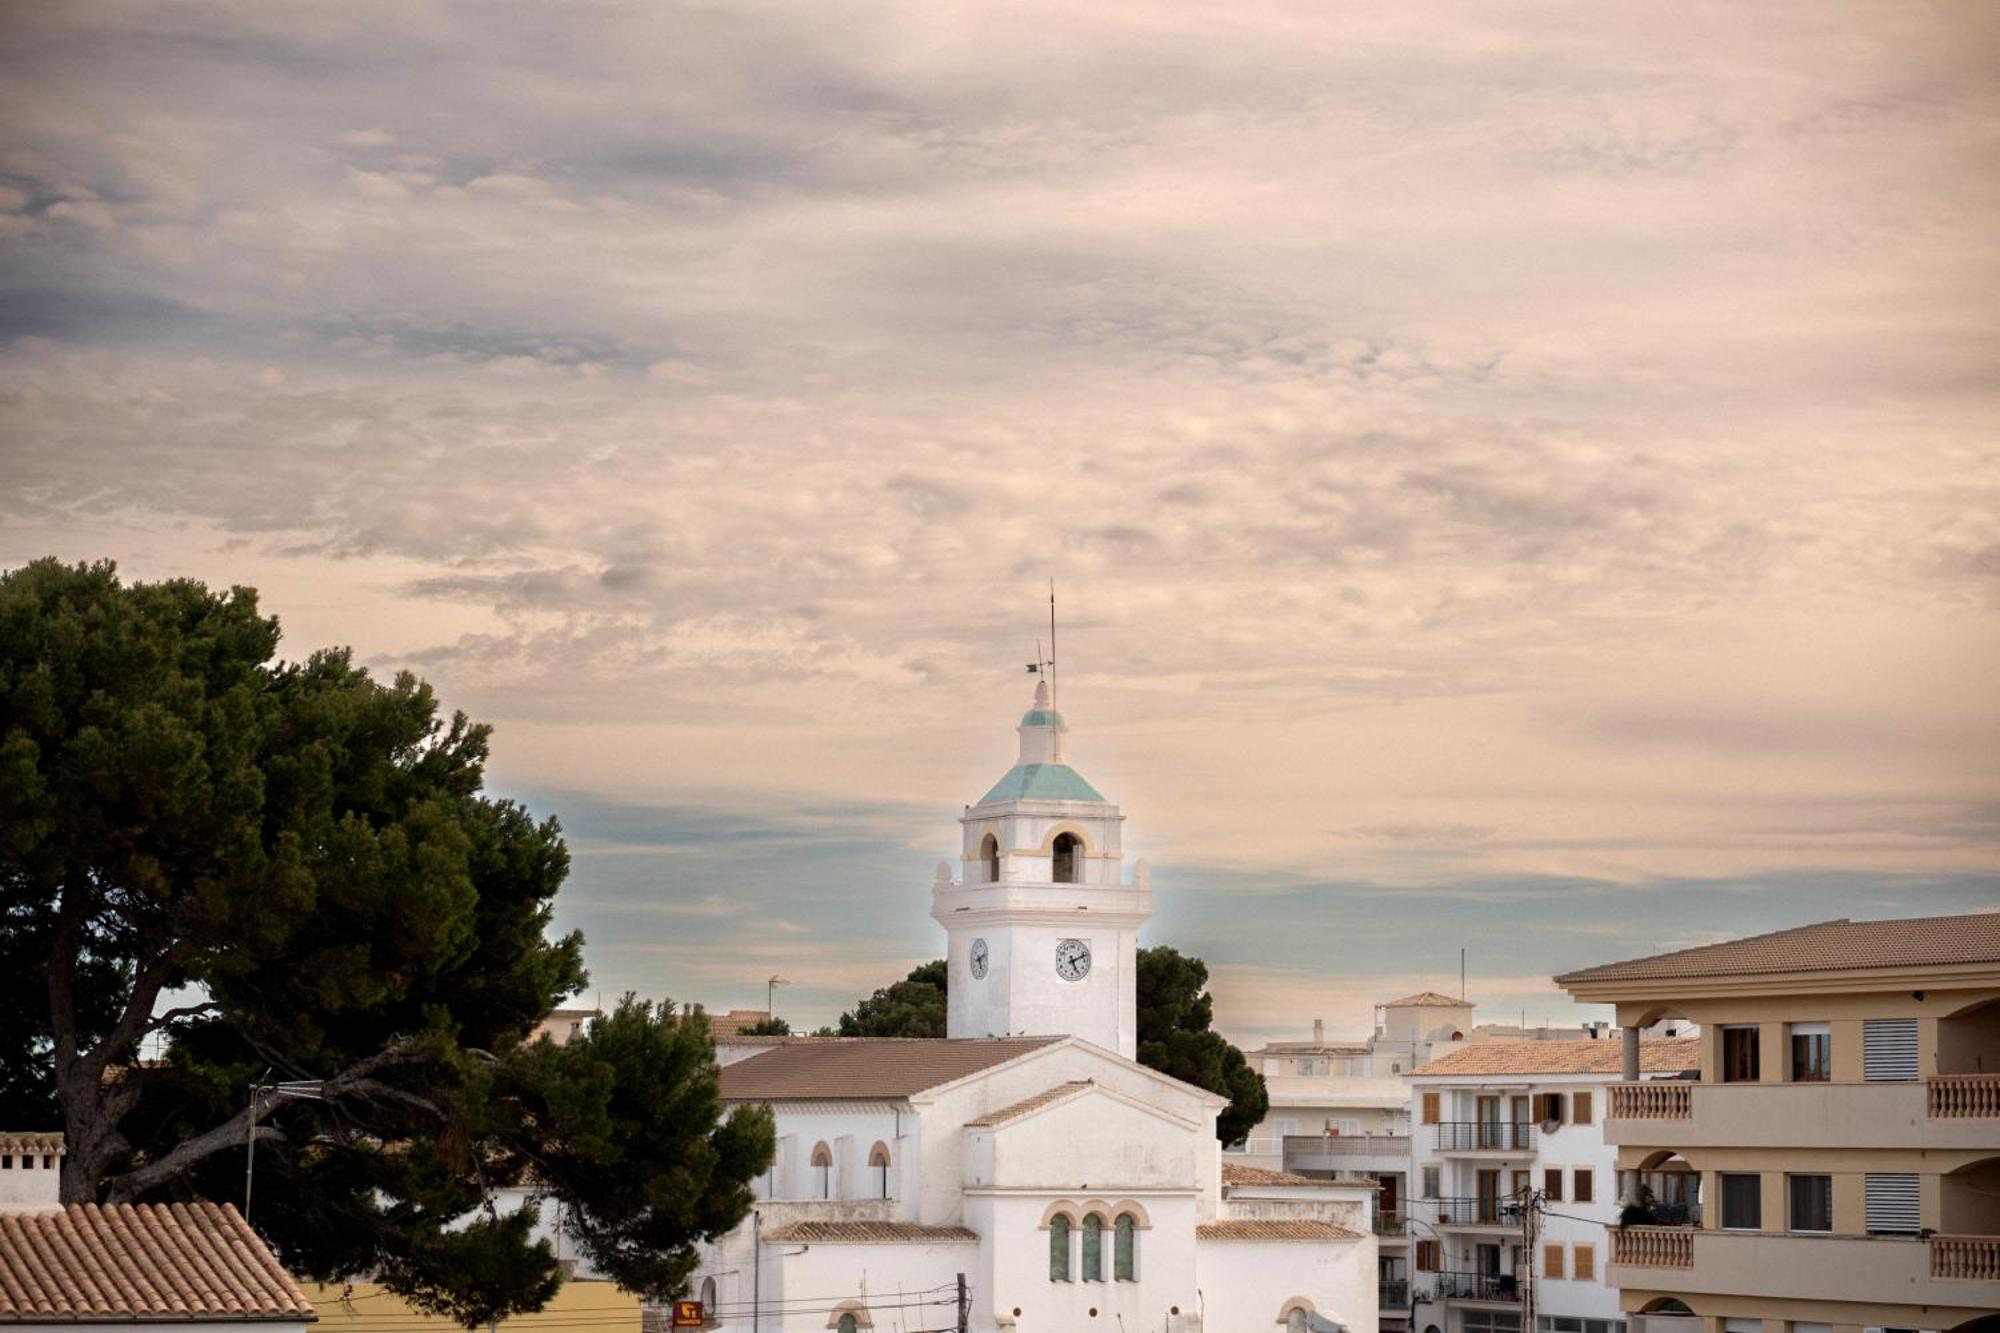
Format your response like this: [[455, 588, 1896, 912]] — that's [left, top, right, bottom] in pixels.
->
[[1016, 680, 1068, 764]]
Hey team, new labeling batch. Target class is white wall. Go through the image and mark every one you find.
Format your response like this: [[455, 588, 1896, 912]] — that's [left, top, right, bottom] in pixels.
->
[[1195, 1237, 1378, 1333]]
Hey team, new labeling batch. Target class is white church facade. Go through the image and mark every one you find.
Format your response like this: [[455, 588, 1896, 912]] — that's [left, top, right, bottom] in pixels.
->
[[684, 682, 1380, 1333]]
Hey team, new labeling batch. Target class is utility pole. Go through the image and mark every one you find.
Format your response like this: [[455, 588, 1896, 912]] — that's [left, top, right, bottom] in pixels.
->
[[1519, 1187, 1539, 1331], [955, 1272, 968, 1333]]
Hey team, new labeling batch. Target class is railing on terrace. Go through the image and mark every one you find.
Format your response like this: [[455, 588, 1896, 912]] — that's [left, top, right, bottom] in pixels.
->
[[1929, 1074, 2000, 1119], [1282, 1133, 1411, 1157], [1433, 1121, 1536, 1152], [1609, 1081, 1692, 1120], [1931, 1234, 2000, 1281], [1612, 1226, 1694, 1269], [1430, 1271, 1520, 1302], [1379, 1279, 1410, 1309], [1423, 1196, 1514, 1226], [1374, 1211, 1407, 1237]]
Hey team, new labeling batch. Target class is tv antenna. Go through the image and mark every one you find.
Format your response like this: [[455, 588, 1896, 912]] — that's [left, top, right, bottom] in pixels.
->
[[1025, 580, 1058, 704]]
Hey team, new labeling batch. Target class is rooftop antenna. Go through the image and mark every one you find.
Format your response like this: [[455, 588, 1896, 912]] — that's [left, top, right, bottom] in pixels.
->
[[1460, 947, 1466, 1001], [1048, 578, 1058, 707]]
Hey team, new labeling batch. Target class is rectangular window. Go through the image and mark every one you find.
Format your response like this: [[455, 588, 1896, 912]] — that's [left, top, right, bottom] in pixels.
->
[[1423, 1165, 1441, 1198], [1573, 1168, 1594, 1204], [1571, 1090, 1593, 1125], [1544, 1168, 1563, 1202], [1721, 1025, 1761, 1082], [1720, 1173, 1762, 1230], [1572, 1243, 1594, 1282], [1415, 1239, 1440, 1272], [1788, 1174, 1833, 1233], [1789, 1022, 1831, 1082], [1422, 1091, 1441, 1125], [1864, 1173, 1920, 1234], [1544, 1243, 1565, 1279], [1722, 1322, 1763, 1333], [1863, 1020, 1918, 1081]]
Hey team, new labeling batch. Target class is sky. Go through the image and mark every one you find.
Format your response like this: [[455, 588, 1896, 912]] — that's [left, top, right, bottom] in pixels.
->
[[2, 2, 1997, 1046]]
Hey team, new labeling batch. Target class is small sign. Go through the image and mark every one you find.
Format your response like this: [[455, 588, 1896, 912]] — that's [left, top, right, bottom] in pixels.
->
[[670, 1300, 704, 1328]]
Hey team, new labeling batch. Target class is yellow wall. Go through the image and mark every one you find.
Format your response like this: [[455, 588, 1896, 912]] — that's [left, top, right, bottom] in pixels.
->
[[302, 1281, 643, 1333]]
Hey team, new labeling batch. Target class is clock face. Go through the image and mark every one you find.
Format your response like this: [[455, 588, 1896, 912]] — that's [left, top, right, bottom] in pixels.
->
[[1055, 938, 1092, 981], [969, 938, 989, 979]]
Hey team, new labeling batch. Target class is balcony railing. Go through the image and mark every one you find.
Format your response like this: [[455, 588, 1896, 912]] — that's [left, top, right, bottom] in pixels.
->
[[1379, 1279, 1410, 1308], [1282, 1133, 1411, 1156], [1375, 1211, 1407, 1237], [1424, 1196, 1516, 1227], [1929, 1074, 2000, 1119], [1433, 1121, 1536, 1152], [1610, 1081, 1692, 1121], [1932, 1234, 2000, 1281], [1430, 1271, 1520, 1302], [1612, 1226, 1694, 1269]]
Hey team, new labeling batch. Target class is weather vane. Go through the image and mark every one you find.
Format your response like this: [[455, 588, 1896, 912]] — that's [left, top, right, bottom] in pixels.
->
[[1024, 579, 1056, 703]]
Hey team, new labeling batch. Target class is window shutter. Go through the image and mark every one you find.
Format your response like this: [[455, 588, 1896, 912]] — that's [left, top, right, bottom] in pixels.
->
[[1544, 1244, 1565, 1279], [1863, 1020, 1918, 1081], [1544, 1168, 1563, 1201], [1574, 1168, 1594, 1203], [1572, 1090, 1593, 1124], [1573, 1243, 1595, 1281], [1416, 1240, 1440, 1272], [1865, 1173, 1920, 1234], [1422, 1092, 1440, 1125]]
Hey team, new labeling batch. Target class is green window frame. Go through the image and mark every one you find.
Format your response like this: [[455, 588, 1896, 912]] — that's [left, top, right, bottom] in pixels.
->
[[1114, 1212, 1137, 1281], [1081, 1213, 1104, 1281], [837, 1317, 858, 1333], [1049, 1213, 1072, 1281]]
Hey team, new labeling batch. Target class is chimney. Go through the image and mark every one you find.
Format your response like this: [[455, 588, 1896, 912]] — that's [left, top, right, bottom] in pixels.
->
[[0, 1134, 64, 1214], [1312, 1018, 1325, 1043]]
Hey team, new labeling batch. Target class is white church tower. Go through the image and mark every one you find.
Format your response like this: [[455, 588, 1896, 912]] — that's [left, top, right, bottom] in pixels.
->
[[931, 679, 1153, 1058]]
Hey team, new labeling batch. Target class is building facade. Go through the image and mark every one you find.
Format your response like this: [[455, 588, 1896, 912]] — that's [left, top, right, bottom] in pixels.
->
[[1557, 913, 2000, 1333]]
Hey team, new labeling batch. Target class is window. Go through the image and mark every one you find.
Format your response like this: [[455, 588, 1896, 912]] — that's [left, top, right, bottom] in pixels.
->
[[1536, 1092, 1566, 1123], [1544, 1243, 1565, 1279], [809, 1142, 833, 1199], [838, 1317, 858, 1333], [1722, 1322, 1763, 1333], [1048, 1213, 1072, 1281], [1572, 1243, 1595, 1282], [1571, 1090, 1593, 1125], [1863, 1020, 1918, 1081], [1422, 1166, 1441, 1199], [1286, 1312, 1310, 1333], [1422, 1091, 1440, 1125], [1789, 1023, 1831, 1082], [1114, 1213, 1137, 1281], [1052, 832, 1081, 883], [1080, 1213, 1104, 1281], [1720, 1173, 1762, 1230], [1573, 1168, 1594, 1204], [868, 1142, 891, 1199], [1721, 1025, 1761, 1083], [698, 1278, 717, 1330], [1544, 1168, 1563, 1202], [1788, 1174, 1832, 1233], [1415, 1239, 1441, 1272], [1462, 1313, 1522, 1333], [1865, 1173, 1919, 1235], [980, 832, 999, 882]]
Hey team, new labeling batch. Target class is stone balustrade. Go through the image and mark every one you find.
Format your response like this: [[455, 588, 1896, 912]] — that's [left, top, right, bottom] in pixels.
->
[[1612, 1226, 1694, 1269], [1931, 1235, 2000, 1281], [1928, 1073, 2000, 1119], [1609, 1081, 1692, 1120]]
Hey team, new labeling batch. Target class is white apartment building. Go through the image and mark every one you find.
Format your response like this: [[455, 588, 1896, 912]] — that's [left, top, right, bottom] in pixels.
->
[[1406, 1038, 1701, 1333]]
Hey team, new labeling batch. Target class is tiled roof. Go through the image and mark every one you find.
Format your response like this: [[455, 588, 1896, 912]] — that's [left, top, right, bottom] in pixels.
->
[[1384, 991, 1472, 1008], [965, 1082, 1094, 1127], [705, 1009, 776, 1037], [1196, 1220, 1364, 1241], [0, 1134, 61, 1158], [977, 762, 1106, 805], [1556, 913, 2000, 986], [0, 1201, 315, 1322], [1219, 1164, 1322, 1187], [719, 1037, 1062, 1101], [1411, 1036, 1699, 1078], [760, 1221, 978, 1244]]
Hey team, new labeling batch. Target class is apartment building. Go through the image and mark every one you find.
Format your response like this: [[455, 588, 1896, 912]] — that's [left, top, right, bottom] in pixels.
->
[[1556, 912, 2000, 1333], [1406, 1038, 1700, 1333]]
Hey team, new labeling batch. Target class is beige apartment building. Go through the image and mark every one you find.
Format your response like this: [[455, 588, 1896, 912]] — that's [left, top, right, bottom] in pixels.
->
[[1556, 912, 2000, 1333]]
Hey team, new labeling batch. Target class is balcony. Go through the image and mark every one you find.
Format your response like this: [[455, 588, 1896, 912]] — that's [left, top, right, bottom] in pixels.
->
[[1379, 1278, 1409, 1309], [1283, 1133, 1410, 1174], [1605, 1081, 1998, 1151], [1374, 1211, 1407, 1238], [1429, 1271, 1520, 1303], [1425, 1196, 1520, 1229], [1604, 1228, 2000, 1316], [1433, 1121, 1535, 1153]]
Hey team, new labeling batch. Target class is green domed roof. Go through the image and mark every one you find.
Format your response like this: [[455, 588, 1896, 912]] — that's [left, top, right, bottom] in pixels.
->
[[977, 762, 1105, 805], [1020, 707, 1065, 727]]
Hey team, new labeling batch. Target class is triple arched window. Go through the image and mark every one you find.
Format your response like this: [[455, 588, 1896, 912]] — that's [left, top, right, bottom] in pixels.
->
[[1047, 1205, 1141, 1282]]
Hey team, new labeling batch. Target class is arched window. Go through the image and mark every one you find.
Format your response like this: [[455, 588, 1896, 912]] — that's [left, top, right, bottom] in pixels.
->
[[837, 1316, 858, 1333], [1080, 1213, 1104, 1281], [1052, 832, 1080, 883], [1113, 1212, 1137, 1281], [829, 1303, 870, 1332], [867, 1142, 891, 1199], [698, 1277, 717, 1329], [1286, 1311, 1309, 1333], [1048, 1213, 1072, 1281], [980, 832, 1000, 883], [809, 1142, 832, 1199]]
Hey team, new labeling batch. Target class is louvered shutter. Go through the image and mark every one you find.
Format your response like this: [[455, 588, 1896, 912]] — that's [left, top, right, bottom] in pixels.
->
[[1865, 1173, 1920, 1234], [1863, 1019, 1918, 1081]]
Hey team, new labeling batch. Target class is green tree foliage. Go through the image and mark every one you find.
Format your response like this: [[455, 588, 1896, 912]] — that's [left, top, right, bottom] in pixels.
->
[[837, 949, 1268, 1141], [742, 1016, 791, 1036], [836, 959, 949, 1037], [0, 559, 772, 1325]]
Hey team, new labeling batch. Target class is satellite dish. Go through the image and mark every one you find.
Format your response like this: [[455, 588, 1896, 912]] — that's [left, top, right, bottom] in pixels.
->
[[1541, 1117, 1562, 1135]]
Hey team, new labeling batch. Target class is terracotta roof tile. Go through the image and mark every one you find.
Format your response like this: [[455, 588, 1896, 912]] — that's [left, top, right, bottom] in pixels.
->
[[1384, 992, 1472, 1008], [1410, 1036, 1699, 1078], [719, 1037, 1061, 1101], [1556, 912, 2000, 987], [759, 1222, 978, 1244], [0, 1202, 314, 1322], [1196, 1220, 1364, 1241], [1219, 1164, 1324, 1187], [964, 1082, 1095, 1128], [0, 1135, 61, 1160]]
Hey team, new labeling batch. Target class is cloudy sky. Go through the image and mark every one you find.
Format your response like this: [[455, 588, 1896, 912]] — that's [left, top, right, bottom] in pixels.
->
[[3, 2, 1997, 1044]]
